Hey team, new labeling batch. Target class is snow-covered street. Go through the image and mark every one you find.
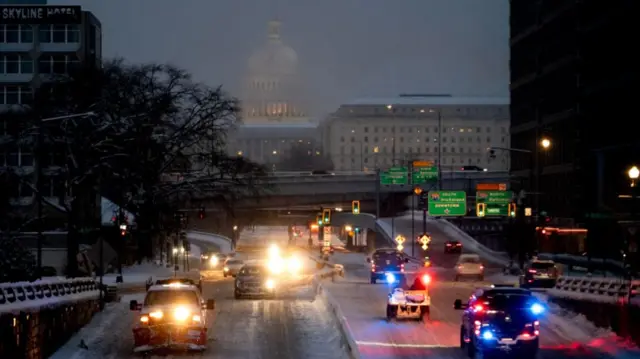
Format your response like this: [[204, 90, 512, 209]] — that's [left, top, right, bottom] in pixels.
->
[[49, 229, 349, 359]]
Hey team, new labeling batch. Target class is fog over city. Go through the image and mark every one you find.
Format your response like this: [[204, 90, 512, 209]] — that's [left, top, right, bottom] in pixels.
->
[[51, 0, 508, 114]]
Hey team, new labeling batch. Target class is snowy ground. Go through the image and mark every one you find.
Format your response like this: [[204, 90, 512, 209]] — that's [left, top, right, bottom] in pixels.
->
[[49, 259, 349, 359], [186, 231, 233, 253]]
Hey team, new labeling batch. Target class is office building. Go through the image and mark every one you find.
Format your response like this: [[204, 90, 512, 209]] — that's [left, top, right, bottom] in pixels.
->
[[321, 95, 510, 171], [0, 4, 102, 202], [509, 0, 637, 219]]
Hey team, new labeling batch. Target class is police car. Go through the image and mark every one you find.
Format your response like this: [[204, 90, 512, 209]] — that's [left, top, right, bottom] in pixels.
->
[[130, 282, 215, 353], [454, 285, 544, 359]]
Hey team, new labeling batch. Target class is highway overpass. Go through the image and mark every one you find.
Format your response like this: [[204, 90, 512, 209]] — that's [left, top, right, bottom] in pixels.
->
[[174, 170, 510, 209]]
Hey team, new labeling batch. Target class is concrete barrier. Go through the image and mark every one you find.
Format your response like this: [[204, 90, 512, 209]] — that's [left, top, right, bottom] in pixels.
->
[[313, 275, 361, 359], [547, 276, 639, 305]]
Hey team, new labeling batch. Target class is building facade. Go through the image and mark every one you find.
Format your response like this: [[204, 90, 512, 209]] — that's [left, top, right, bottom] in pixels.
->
[[228, 20, 325, 170], [509, 0, 637, 219], [322, 95, 510, 172], [0, 6, 102, 202]]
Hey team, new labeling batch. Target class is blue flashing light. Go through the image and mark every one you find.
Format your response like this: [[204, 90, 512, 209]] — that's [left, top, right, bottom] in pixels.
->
[[530, 303, 544, 315], [481, 331, 494, 340], [385, 273, 396, 284]]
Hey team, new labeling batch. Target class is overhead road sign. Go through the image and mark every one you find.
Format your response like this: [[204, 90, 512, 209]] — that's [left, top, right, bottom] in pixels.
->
[[380, 167, 408, 185], [428, 191, 467, 216], [476, 190, 513, 216], [476, 183, 508, 191]]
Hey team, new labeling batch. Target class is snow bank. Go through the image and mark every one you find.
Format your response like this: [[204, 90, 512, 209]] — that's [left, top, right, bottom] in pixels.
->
[[49, 293, 144, 359], [186, 231, 233, 253]]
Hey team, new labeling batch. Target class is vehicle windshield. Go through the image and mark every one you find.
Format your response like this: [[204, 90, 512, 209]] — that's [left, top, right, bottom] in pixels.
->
[[227, 259, 243, 265], [144, 290, 199, 307], [460, 257, 480, 264], [482, 294, 532, 310], [239, 266, 263, 276], [373, 252, 402, 264], [531, 262, 555, 269]]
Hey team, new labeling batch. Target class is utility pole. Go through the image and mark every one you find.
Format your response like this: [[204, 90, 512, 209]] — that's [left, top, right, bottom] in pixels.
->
[[437, 110, 442, 190], [35, 117, 44, 279], [409, 160, 415, 257], [375, 168, 381, 219]]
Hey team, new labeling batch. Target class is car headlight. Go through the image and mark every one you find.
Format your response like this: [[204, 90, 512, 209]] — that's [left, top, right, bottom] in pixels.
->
[[210, 256, 219, 266], [287, 257, 301, 273], [269, 260, 283, 274], [265, 279, 276, 289], [224, 266, 229, 272], [268, 244, 279, 258], [149, 310, 163, 319], [173, 306, 191, 321]]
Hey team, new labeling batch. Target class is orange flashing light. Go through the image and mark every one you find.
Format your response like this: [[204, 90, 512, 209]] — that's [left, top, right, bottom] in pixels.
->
[[536, 227, 588, 234]]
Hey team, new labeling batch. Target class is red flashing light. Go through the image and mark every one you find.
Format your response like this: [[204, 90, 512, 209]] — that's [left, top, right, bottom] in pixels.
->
[[421, 274, 431, 285], [473, 304, 484, 312]]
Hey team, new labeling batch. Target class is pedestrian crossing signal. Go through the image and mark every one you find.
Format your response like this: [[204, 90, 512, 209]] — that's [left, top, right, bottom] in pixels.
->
[[508, 203, 516, 217], [352, 200, 360, 214], [322, 209, 331, 224], [476, 203, 486, 217]]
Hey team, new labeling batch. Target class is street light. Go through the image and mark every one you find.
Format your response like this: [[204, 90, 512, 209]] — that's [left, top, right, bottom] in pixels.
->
[[540, 138, 551, 149], [35, 111, 96, 279], [628, 166, 639, 187]]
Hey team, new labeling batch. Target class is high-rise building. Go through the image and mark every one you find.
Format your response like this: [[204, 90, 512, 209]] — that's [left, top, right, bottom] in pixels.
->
[[322, 95, 510, 171], [0, 4, 102, 203], [509, 0, 637, 220]]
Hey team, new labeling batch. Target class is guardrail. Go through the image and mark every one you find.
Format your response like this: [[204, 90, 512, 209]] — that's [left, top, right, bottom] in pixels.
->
[[0, 277, 100, 314], [546, 276, 640, 305]]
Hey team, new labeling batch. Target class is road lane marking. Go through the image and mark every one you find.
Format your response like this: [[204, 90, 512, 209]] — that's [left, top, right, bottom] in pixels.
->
[[356, 341, 453, 348]]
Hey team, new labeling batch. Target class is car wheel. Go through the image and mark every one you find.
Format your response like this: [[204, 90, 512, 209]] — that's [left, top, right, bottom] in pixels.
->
[[386, 305, 395, 322], [234, 290, 241, 299], [466, 336, 476, 358], [420, 306, 430, 322]]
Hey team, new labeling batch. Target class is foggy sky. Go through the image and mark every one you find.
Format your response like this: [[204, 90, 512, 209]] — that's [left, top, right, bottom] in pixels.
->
[[51, 0, 509, 115]]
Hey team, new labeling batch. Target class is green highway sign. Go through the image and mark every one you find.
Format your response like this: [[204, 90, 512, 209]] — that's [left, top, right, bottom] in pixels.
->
[[477, 191, 513, 216], [380, 167, 408, 185], [412, 166, 438, 183], [428, 191, 467, 216], [476, 191, 513, 204]]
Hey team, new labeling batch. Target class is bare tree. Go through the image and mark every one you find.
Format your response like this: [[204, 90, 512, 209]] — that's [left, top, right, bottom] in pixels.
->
[[4, 59, 267, 275]]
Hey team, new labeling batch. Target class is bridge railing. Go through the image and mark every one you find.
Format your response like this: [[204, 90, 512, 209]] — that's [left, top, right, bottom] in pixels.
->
[[546, 275, 640, 305], [0, 277, 100, 314]]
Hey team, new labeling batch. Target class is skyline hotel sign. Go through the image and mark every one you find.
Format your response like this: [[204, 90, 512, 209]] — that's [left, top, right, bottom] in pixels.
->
[[0, 6, 82, 25]]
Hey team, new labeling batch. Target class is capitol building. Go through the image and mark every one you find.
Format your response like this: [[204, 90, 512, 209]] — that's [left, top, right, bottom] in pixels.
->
[[227, 20, 324, 171]]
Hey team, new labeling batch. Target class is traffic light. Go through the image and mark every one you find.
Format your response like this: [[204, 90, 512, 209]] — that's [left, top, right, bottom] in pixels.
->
[[476, 203, 486, 217], [119, 224, 127, 236], [316, 215, 322, 226], [352, 200, 360, 214], [508, 203, 516, 217], [322, 209, 331, 224], [354, 227, 360, 234], [198, 207, 205, 219]]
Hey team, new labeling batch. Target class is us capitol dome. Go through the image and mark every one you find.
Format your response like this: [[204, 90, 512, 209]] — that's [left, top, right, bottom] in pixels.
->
[[241, 20, 309, 123], [228, 20, 320, 169]]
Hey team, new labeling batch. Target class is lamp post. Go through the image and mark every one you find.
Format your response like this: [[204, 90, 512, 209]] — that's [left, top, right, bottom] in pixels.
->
[[35, 111, 96, 279], [627, 166, 639, 299]]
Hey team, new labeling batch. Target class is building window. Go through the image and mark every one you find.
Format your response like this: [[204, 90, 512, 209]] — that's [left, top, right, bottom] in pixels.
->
[[0, 54, 34, 74], [0, 85, 32, 105], [38, 54, 79, 75], [39, 25, 81, 43], [0, 25, 33, 43]]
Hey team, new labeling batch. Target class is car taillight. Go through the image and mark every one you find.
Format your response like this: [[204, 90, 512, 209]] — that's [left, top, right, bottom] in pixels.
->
[[371, 263, 375, 272], [458, 265, 463, 269], [446, 243, 452, 246], [400, 264, 405, 273], [528, 269, 537, 273], [479, 265, 484, 270], [456, 243, 462, 246], [474, 320, 481, 335]]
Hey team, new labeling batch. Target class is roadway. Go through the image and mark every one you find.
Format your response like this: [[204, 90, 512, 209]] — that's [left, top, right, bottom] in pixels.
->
[[324, 217, 638, 359], [57, 237, 349, 359]]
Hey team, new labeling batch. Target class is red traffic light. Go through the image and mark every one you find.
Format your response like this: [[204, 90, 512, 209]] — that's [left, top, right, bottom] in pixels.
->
[[120, 230, 126, 236]]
